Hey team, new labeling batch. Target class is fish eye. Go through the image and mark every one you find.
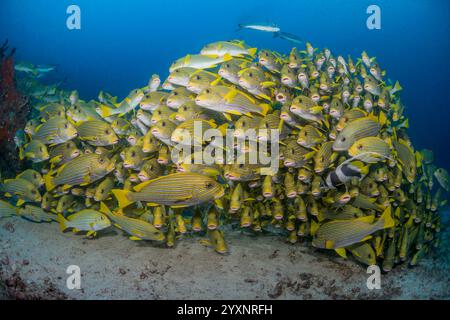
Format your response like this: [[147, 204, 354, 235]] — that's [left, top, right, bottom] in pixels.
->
[[248, 73, 253, 77], [105, 129, 110, 135], [100, 189, 104, 194], [64, 124, 68, 129], [205, 182, 214, 189], [205, 89, 210, 94], [99, 158, 105, 164], [173, 92, 178, 96], [33, 173, 38, 179], [161, 121, 166, 127], [195, 75, 201, 80], [264, 123, 269, 129], [341, 137, 346, 142], [183, 106, 187, 111], [265, 52, 269, 57], [242, 121, 246, 127], [131, 151, 136, 157], [225, 63, 230, 68], [304, 131, 308, 137], [239, 164, 244, 168], [357, 144, 363, 150], [39, 147, 43, 152]]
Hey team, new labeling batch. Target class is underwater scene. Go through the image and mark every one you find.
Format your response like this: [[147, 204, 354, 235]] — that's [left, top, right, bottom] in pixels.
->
[[0, 0, 449, 301]]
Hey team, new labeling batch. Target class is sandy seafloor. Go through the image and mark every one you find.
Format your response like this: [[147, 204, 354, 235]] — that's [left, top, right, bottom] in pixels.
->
[[0, 210, 449, 300]]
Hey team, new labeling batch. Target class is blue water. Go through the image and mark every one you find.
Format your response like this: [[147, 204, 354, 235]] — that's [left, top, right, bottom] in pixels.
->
[[1, 0, 449, 167]]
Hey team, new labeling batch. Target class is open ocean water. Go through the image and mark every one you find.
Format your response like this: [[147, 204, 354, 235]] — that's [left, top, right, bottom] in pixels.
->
[[0, 0, 449, 300]]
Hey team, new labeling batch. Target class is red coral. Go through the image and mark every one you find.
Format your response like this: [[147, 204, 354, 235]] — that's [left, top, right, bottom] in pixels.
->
[[0, 43, 27, 144], [0, 41, 30, 175]]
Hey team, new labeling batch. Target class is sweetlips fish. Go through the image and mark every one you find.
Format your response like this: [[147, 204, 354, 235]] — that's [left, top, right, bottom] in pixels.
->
[[57, 210, 111, 237], [169, 53, 233, 72], [200, 40, 257, 57], [312, 206, 394, 250], [100, 203, 165, 241], [112, 172, 224, 209], [33, 117, 78, 145], [195, 85, 271, 120], [45, 153, 115, 191]]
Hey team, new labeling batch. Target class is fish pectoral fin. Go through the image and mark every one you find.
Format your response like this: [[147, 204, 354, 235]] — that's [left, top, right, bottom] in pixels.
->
[[174, 195, 193, 203], [335, 248, 347, 259], [222, 113, 233, 122], [129, 236, 142, 241], [86, 230, 96, 237], [198, 239, 212, 247], [16, 199, 25, 207]]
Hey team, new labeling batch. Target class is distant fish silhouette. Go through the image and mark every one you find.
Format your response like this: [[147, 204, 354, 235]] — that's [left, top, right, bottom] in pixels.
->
[[274, 31, 303, 45]]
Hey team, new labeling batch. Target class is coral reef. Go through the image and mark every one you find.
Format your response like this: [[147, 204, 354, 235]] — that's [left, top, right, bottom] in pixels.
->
[[0, 40, 29, 176]]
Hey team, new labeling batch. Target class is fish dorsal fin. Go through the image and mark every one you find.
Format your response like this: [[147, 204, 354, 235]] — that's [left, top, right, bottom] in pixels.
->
[[357, 215, 375, 224]]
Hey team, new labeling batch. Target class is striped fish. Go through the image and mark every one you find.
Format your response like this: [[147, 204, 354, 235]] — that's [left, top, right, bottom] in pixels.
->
[[45, 153, 115, 191], [168, 67, 198, 87], [352, 194, 385, 212], [195, 85, 270, 119], [312, 206, 394, 249], [0, 200, 17, 218], [18, 205, 56, 223], [394, 139, 416, 183], [19, 140, 49, 163], [57, 210, 111, 237], [333, 117, 380, 151], [112, 172, 224, 209], [297, 125, 325, 149], [349, 137, 391, 163], [49, 141, 81, 165], [76, 120, 119, 146], [283, 139, 314, 168], [34, 117, 78, 145], [100, 203, 164, 241], [336, 108, 366, 131], [1, 178, 41, 205], [17, 169, 44, 188], [314, 141, 337, 173], [257, 110, 290, 141]]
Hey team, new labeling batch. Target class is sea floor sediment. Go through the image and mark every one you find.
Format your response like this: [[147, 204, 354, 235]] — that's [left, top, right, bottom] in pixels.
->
[[0, 216, 448, 300]]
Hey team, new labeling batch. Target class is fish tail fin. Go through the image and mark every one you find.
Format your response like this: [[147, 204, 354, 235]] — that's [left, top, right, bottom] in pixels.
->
[[379, 206, 395, 229], [259, 103, 271, 116], [222, 53, 232, 62], [44, 174, 56, 192], [217, 123, 228, 136], [99, 201, 113, 216], [56, 214, 68, 232], [112, 189, 134, 209], [248, 48, 257, 57], [99, 105, 113, 118]]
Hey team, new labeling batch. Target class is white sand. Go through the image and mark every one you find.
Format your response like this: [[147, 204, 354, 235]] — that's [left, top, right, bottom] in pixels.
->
[[0, 216, 448, 300]]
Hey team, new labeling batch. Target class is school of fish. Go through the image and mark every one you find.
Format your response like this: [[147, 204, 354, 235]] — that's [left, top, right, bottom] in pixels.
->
[[2, 39, 448, 270]]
